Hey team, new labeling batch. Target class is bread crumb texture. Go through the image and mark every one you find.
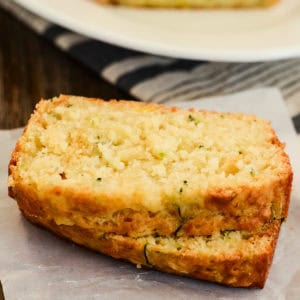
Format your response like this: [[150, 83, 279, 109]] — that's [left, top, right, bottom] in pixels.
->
[[10, 97, 289, 195]]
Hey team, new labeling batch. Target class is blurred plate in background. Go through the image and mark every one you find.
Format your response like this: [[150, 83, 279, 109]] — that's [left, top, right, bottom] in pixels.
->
[[14, 0, 300, 62]]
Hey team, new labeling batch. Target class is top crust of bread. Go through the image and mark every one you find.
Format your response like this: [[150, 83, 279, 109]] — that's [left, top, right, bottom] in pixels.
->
[[8, 95, 292, 238]]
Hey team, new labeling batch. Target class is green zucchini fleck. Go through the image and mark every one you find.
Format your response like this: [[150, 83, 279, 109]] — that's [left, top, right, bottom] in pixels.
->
[[144, 244, 152, 266]]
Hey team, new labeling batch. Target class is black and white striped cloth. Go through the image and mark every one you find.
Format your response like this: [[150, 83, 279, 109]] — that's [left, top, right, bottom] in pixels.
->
[[2, 0, 300, 137]]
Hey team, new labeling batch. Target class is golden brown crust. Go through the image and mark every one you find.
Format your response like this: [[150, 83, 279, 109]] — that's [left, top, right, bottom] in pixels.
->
[[19, 202, 280, 288], [10, 179, 289, 238], [146, 238, 277, 288]]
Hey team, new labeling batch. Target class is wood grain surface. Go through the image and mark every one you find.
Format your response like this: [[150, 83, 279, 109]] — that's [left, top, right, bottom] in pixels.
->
[[0, 7, 130, 129]]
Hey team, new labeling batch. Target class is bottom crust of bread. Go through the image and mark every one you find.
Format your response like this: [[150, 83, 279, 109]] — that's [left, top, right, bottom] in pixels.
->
[[18, 197, 280, 288]]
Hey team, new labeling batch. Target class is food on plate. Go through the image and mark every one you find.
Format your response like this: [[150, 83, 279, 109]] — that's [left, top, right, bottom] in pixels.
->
[[8, 95, 292, 288], [96, 0, 279, 8]]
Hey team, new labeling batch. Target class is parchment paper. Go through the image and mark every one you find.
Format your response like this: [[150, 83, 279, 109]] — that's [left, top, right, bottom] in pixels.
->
[[1, 88, 299, 300]]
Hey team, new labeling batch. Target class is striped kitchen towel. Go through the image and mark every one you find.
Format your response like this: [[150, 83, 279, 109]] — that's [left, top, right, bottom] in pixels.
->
[[1, 0, 300, 137]]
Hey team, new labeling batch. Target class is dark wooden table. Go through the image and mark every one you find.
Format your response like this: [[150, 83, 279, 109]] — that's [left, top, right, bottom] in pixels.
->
[[0, 7, 130, 130]]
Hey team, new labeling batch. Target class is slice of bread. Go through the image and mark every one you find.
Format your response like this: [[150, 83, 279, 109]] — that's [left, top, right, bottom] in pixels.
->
[[8, 95, 292, 288], [96, 0, 279, 8]]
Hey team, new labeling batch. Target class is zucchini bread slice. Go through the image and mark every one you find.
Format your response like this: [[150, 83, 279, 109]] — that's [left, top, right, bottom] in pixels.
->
[[96, 0, 279, 8], [8, 95, 292, 287]]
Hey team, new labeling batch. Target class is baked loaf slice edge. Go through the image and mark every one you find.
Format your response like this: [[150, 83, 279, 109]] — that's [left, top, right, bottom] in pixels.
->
[[8, 95, 292, 288], [16, 203, 281, 288]]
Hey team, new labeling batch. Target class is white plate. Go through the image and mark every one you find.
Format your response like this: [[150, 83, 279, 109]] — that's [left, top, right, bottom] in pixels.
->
[[14, 0, 300, 62]]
